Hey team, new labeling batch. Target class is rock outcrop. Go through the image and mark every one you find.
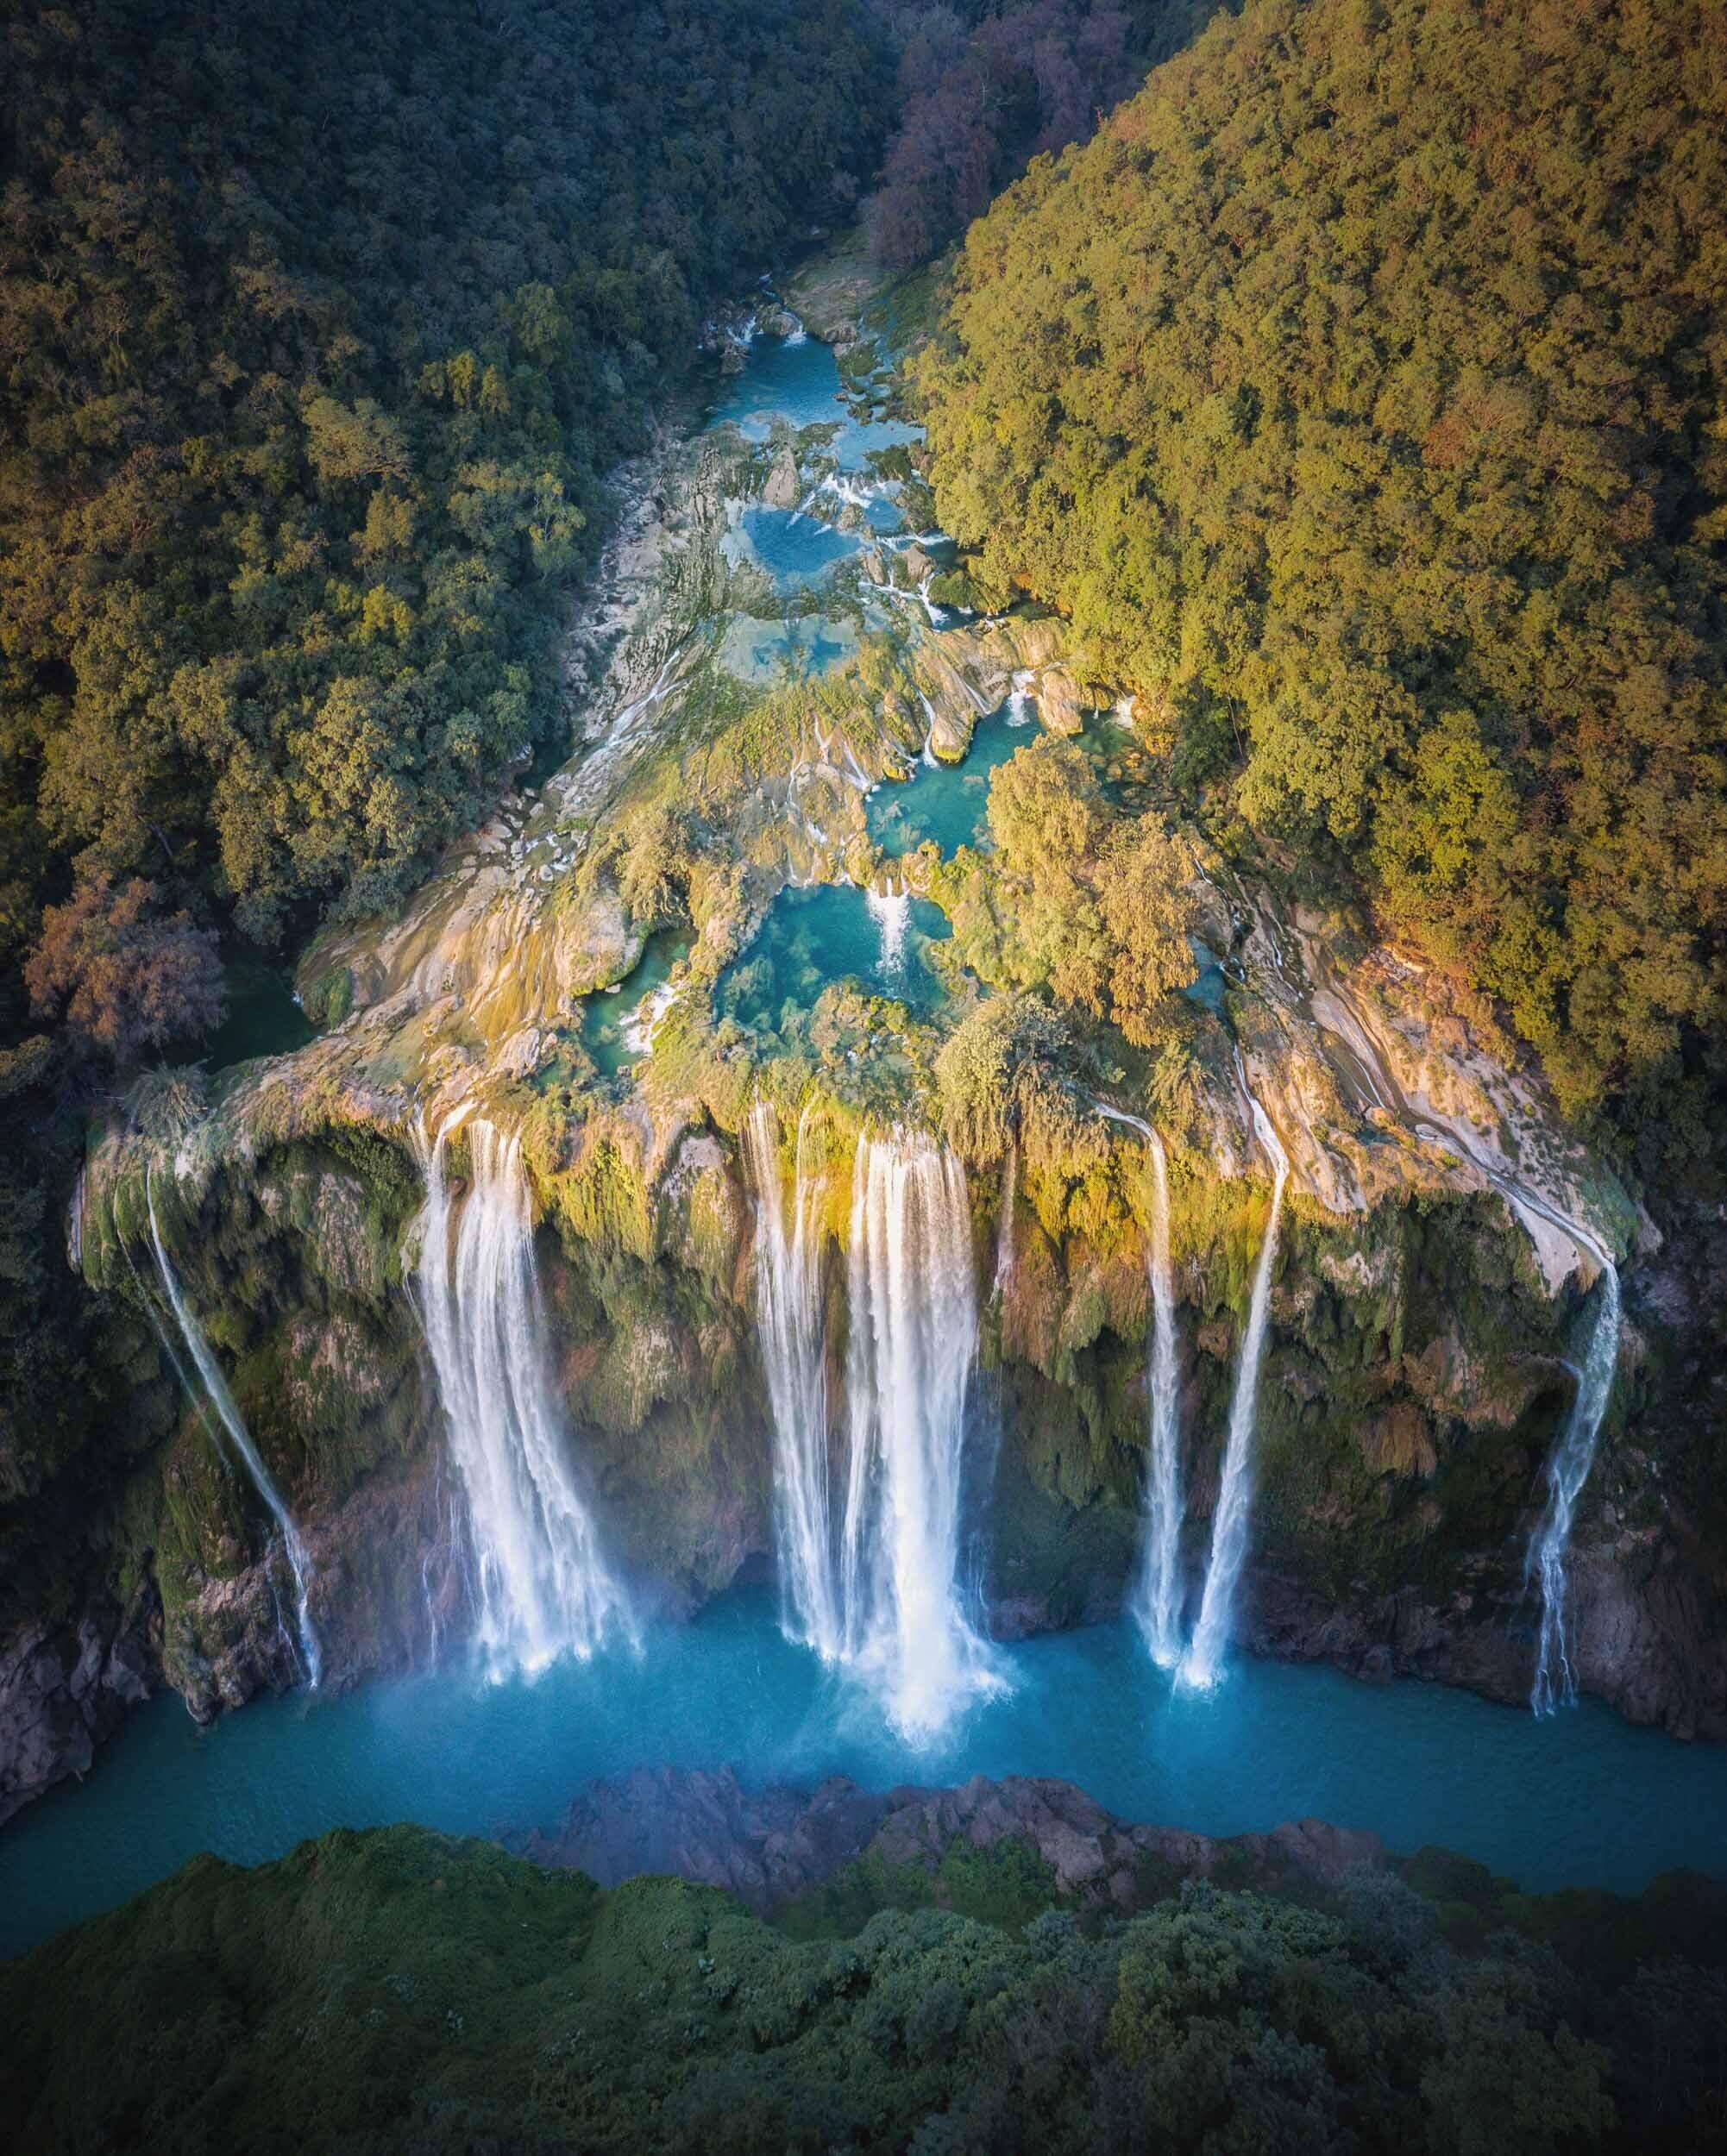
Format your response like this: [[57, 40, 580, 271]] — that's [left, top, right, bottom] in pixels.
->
[[519, 1764, 1389, 1916], [0, 1598, 156, 1827]]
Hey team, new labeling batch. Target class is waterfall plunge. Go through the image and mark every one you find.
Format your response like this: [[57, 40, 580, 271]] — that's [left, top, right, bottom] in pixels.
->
[[145, 1173, 323, 1689], [841, 1131, 1002, 1739], [1180, 1087, 1288, 1690], [865, 884, 910, 980], [1528, 1261, 1621, 1714], [414, 1115, 629, 1677], [744, 1101, 842, 1659], [1096, 1107, 1184, 1668], [743, 1117, 1000, 1739]]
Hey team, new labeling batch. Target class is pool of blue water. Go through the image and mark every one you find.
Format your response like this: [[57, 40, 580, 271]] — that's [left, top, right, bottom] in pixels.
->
[[738, 505, 861, 587], [715, 884, 951, 1031], [706, 334, 920, 471], [578, 929, 693, 1077], [3, 1587, 1723, 1959], [868, 706, 1031, 860]]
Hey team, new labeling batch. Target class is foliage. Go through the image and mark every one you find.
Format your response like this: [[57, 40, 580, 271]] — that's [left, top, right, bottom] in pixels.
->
[[0, 0, 891, 975], [25, 874, 223, 1062], [864, 0, 1221, 269], [932, 736, 1197, 1040], [916, 0, 1727, 1117], [3, 1821, 1724, 2154]]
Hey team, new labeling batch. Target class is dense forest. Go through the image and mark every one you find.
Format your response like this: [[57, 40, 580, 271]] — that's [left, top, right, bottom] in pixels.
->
[[0, 0, 894, 1502], [865, 1, 1216, 268], [916, 0, 1727, 1143], [4, 1820, 1724, 2153]]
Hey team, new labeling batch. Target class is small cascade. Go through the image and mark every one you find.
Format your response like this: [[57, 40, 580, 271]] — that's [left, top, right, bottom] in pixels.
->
[[1096, 1106, 1184, 1668], [1527, 1260, 1622, 1714], [917, 692, 940, 768], [413, 1113, 630, 1676], [993, 1143, 1018, 1297], [145, 1173, 323, 1689], [864, 879, 911, 978], [1180, 1082, 1288, 1690], [1007, 669, 1035, 727], [840, 1131, 1002, 1739], [744, 1100, 842, 1659]]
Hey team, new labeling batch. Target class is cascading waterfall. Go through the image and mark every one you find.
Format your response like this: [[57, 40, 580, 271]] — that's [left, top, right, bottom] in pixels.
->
[[993, 1143, 1018, 1297], [145, 1172, 323, 1689], [1527, 1259, 1621, 1714], [839, 1131, 1002, 1739], [865, 881, 910, 978], [414, 1113, 630, 1676], [1179, 1084, 1288, 1690], [1095, 1106, 1184, 1667], [743, 1100, 842, 1659]]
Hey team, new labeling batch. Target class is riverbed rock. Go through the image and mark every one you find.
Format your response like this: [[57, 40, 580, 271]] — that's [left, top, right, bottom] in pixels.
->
[[1034, 665, 1086, 736], [762, 443, 801, 510]]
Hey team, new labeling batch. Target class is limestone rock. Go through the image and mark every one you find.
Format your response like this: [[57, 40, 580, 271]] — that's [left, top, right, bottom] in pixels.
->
[[0, 1600, 156, 1827], [1035, 666, 1086, 736], [762, 443, 801, 510]]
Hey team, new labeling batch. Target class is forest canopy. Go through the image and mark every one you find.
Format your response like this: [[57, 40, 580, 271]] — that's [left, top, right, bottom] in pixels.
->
[[0, 0, 890, 1012], [915, 0, 1727, 1120]]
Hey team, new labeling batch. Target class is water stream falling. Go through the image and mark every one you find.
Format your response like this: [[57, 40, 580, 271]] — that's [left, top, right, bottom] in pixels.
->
[[744, 1100, 841, 1658], [1527, 1261, 1622, 1714], [413, 1113, 630, 1677], [1302, 968, 1628, 1717], [993, 1143, 1018, 1298], [864, 884, 911, 978], [1180, 1083, 1288, 1690], [1097, 1106, 1186, 1669], [145, 1172, 323, 1689], [839, 1131, 1002, 1738]]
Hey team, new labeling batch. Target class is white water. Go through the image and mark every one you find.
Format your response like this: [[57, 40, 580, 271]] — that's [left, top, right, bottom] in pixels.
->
[[413, 1114, 630, 1677], [1095, 1106, 1184, 1668], [1180, 1084, 1289, 1690], [744, 1100, 842, 1658], [840, 1131, 1002, 1738], [993, 1143, 1018, 1297], [145, 1173, 323, 1689], [1527, 1261, 1621, 1714], [865, 884, 911, 977]]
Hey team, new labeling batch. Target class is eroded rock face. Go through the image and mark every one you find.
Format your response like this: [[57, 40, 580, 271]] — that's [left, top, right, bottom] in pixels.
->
[[0, 1600, 156, 1827], [518, 1765, 1389, 1916]]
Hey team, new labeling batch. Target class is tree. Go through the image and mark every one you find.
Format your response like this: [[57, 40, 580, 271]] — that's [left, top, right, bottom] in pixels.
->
[[24, 874, 224, 1062], [918, 0, 1727, 1116], [1095, 814, 1196, 1044]]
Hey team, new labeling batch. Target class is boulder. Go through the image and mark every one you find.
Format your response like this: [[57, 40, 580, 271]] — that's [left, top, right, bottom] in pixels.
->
[[762, 443, 801, 511], [1035, 666, 1087, 736]]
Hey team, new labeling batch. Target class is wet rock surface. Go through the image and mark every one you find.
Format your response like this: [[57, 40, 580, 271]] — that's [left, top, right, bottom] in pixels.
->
[[0, 1598, 157, 1827], [518, 1764, 1389, 1916]]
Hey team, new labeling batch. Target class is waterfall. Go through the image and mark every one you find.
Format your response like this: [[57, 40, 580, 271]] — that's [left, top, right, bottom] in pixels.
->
[[744, 1100, 842, 1659], [993, 1143, 1018, 1297], [839, 1131, 1002, 1738], [1179, 1085, 1288, 1690], [145, 1173, 323, 1689], [1096, 1106, 1184, 1668], [413, 1114, 629, 1677], [865, 883, 910, 979], [1527, 1261, 1621, 1714]]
